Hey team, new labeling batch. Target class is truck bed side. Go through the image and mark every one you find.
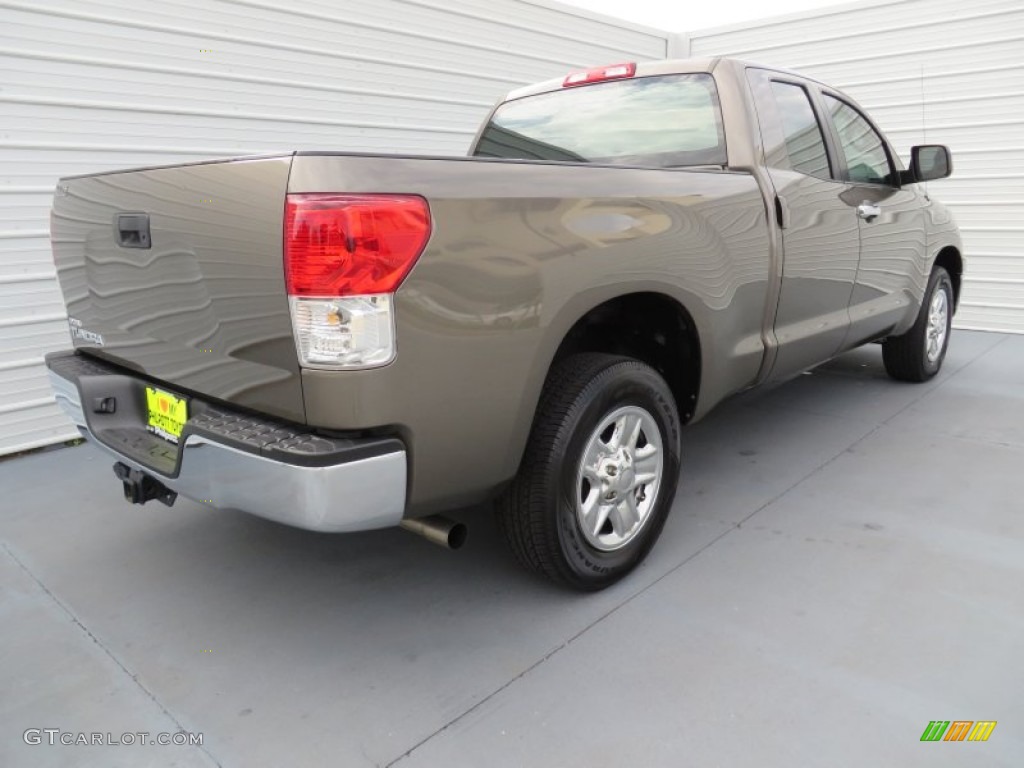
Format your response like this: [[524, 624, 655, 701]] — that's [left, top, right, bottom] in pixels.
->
[[290, 154, 771, 512]]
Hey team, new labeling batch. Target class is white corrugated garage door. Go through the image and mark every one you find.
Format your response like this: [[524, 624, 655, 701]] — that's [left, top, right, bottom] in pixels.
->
[[0, 0, 669, 455], [687, 0, 1024, 335]]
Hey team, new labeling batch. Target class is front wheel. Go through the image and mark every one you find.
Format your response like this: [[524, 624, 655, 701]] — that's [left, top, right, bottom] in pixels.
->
[[496, 353, 681, 591], [883, 267, 954, 382]]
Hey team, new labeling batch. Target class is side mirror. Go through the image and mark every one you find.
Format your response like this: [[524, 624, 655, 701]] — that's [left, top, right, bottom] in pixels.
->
[[911, 145, 952, 182]]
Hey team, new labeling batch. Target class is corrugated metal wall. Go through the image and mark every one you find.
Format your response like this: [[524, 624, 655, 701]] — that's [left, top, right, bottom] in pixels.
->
[[0, 0, 669, 455], [688, 0, 1024, 335]]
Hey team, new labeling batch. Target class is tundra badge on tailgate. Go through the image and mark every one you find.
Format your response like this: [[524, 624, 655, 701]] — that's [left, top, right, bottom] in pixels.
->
[[68, 317, 104, 346]]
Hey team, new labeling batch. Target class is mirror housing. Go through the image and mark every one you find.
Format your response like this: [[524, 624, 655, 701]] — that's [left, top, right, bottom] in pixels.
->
[[904, 145, 953, 184]]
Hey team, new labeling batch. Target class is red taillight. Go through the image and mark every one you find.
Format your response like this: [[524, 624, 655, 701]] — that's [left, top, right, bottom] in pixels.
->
[[284, 194, 431, 297], [563, 62, 636, 88]]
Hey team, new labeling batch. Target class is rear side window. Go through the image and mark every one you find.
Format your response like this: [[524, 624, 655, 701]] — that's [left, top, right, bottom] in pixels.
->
[[768, 81, 831, 180], [473, 74, 727, 168], [823, 95, 893, 185]]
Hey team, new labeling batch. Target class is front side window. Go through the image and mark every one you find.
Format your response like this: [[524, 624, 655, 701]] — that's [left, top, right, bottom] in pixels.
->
[[823, 95, 893, 185], [473, 74, 727, 168], [769, 81, 831, 180]]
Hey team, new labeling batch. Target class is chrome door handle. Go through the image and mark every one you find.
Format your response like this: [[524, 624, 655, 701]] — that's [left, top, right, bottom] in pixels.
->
[[857, 202, 881, 222]]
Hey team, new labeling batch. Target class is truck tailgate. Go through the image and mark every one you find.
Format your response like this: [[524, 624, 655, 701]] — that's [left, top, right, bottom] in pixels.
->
[[50, 155, 305, 423]]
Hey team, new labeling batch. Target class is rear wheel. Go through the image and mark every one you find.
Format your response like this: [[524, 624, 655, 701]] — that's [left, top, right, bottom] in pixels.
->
[[497, 353, 681, 591], [883, 267, 953, 382]]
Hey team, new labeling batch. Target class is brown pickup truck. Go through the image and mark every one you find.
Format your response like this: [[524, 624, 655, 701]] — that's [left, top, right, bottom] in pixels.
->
[[46, 57, 961, 590]]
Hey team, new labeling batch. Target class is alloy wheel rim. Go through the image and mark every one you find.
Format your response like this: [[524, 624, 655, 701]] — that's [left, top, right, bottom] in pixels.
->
[[574, 405, 664, 551], [925, 288, 949, 364]]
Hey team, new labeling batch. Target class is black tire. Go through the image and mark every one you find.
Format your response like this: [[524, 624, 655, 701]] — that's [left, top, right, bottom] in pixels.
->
[[496, 353, 682, 591], [882, 267, 954, 382]]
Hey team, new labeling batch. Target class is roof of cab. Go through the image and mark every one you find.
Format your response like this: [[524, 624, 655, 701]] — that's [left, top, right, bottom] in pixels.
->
[[500, 57, 836, 104], [503, 57, 723, 102]]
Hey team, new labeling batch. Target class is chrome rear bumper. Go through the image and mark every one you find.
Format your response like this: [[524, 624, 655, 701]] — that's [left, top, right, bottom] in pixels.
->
[[47, 353, 407, 533]]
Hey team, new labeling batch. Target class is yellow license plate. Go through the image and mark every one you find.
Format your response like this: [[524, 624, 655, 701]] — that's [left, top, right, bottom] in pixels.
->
[[145, 386, 188, 444]]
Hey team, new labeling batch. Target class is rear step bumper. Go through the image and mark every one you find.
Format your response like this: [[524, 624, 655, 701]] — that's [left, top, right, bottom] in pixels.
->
[[45, 350, 407, 532]]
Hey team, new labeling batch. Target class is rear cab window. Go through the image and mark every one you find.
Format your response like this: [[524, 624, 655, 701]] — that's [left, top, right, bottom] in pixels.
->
[[473, 74, 727, 169]]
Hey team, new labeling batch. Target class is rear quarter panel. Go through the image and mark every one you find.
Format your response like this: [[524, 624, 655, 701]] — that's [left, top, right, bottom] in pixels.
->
[[290, 155, 770, 512]]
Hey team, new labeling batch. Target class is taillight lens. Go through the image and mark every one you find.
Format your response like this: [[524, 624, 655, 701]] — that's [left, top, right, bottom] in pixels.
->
[[285, 194, 430, 297], [284, 194, 431, 369]]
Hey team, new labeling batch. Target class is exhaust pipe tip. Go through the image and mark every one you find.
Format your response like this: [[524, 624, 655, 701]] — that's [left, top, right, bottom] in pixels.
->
[[447, 522, 468, 550], [400, 514, 467, 550]]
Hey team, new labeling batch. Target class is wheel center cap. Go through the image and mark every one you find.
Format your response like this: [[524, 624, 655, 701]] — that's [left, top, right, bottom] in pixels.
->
[[601, 450, 634, 493]]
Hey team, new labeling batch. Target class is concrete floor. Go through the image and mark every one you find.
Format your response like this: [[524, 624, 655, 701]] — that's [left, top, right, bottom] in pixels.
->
[[1, 330, 1022, 768]]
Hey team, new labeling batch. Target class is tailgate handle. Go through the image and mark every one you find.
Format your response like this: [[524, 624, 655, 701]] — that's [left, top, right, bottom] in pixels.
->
[[115, 213, 151, 249]]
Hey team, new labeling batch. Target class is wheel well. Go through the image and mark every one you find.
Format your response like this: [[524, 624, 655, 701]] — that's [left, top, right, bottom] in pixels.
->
[[551, 293, 701, 422], [935, 246, 963, 309]]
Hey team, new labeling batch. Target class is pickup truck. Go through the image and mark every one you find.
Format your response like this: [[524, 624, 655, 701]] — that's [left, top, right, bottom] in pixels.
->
[[46, 57, 960, 590]]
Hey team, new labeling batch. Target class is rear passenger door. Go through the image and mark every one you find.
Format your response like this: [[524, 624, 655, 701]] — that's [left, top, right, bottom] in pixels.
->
[[819, 93, 928, 344], [746, 69, 860, 379]]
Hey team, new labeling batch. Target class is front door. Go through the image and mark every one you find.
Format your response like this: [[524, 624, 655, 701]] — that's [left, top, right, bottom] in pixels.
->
[[819, 93, 929, 345]]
